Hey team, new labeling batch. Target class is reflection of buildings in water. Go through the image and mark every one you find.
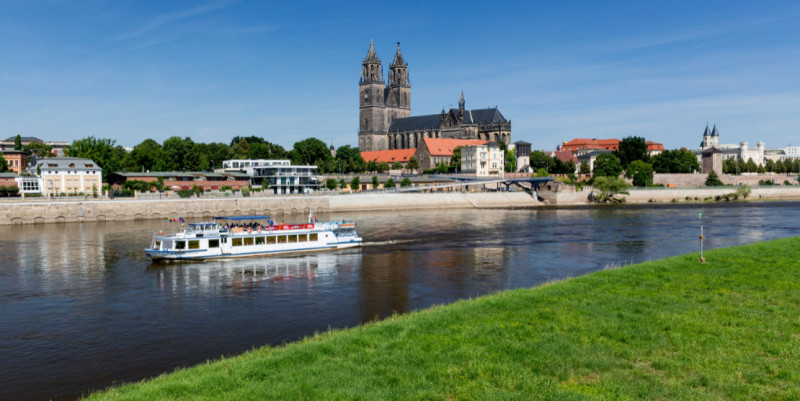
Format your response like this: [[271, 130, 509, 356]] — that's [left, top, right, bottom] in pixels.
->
[[152, 252, 357, 295], [19, 224, 107, 286], [358, 251, 411, 322]]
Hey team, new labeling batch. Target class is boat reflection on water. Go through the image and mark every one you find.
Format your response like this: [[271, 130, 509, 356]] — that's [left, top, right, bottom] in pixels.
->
[[147, 250, 361, 294]]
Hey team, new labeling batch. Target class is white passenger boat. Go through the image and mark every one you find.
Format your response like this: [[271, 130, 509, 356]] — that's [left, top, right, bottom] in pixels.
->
[[144, 213, 362, 262]]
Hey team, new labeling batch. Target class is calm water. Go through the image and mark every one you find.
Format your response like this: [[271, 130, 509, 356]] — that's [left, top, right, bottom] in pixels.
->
[[1, 202, 799, 400]]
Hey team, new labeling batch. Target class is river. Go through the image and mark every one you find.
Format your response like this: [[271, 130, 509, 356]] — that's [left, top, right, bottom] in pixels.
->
[[1, 202, 798, 400]]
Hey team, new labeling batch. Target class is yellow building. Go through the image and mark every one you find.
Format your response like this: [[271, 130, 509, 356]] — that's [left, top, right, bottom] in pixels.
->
[[37, 157, 102, 196]]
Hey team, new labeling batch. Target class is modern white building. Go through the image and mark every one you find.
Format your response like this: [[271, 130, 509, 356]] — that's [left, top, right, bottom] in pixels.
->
[[221, 159, 320, 194], [460, 142, 504, 177], [36, 157, 102, 196]]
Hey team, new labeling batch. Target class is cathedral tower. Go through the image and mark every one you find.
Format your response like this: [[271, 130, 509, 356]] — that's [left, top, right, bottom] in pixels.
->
[[358, 40, 387, 152], [385, 42, 411, 128]]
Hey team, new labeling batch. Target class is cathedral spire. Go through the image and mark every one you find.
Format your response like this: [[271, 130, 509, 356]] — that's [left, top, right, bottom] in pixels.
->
[[458, 90, 465, 111], [391, 42, 406, 66], [364, 39, 380, 64]]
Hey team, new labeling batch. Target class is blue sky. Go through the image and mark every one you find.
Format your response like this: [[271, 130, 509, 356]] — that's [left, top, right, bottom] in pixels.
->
[[1, 0, 799, 150]]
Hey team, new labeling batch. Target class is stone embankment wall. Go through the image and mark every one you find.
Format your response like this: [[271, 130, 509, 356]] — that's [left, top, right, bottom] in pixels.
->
[[654, 173, 798, 187], [540, 181, 800, 204], [0, 192, 538, 225]]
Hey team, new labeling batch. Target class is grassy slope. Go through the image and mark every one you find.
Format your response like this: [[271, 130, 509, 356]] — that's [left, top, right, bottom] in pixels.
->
[[89, 237, 800, 400]]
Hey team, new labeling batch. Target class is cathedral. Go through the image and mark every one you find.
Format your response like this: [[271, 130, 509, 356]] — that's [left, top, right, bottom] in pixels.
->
[[358, 40, 511, 152]]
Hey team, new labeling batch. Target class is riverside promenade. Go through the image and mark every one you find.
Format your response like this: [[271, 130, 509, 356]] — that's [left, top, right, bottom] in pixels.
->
[[3, 186, 800, 225]]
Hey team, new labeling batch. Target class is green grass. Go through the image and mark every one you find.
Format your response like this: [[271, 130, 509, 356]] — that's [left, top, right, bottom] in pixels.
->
[[88, 237, 800, 400]]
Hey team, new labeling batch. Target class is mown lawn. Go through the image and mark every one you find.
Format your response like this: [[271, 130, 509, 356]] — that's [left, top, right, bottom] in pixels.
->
[[88, 237, 800, 400]]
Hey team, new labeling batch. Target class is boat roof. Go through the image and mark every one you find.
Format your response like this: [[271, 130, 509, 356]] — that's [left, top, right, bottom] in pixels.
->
[[213, 215, 271, 221]]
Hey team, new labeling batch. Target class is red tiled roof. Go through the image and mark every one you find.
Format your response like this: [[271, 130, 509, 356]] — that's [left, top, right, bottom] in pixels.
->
[[646, 141, 665, 151], [546, 150, 577, 163], [422, 138, 490, 156], [360, 148, 417, 164]]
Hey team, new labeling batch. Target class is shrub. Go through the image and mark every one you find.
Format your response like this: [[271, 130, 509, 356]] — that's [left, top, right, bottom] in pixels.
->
[[758, 179, 774, 186], [625, 160, 654, 187], [241, 187, 250, 197], [177, 189, 194, 198], [400, 177, 412, 187], [590, 176, 630, 203], [705, 171, 723, 186], [326, 178, 337, 190], [735, 185, 751, 199], [785, 180, 792, 186], [372, 176, 379, 189], [350, 177, 361, 191], [384, 178, 395, 188]]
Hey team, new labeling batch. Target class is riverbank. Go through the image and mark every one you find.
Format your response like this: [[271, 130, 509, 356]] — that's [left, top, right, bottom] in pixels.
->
[[3, 186, 800, 225], [86, 237, 800, 400]]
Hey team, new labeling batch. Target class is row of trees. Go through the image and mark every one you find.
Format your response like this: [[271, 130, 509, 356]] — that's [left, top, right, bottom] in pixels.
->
[[723, 157, 800, 174]]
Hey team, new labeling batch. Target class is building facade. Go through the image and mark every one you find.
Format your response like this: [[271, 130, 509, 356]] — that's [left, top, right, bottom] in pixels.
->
[[37, 157, 102, 196], [696, 124, 765, 165], [357, 41, 511, 152], [108, 171, 250, 192], [221, 159, 320, 194], [1, 150, 30, 174], [461, 142, 505, 177], [414, 138, 488, 171], [512, 141, 531, 173], [1, 136, 69, 157]]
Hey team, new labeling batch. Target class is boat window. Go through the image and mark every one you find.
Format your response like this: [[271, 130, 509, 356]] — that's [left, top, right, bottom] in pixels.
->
[[208, 239, 219, 248], [278, 235, 287, 244], [232, 238, 243, 247], [299, 234, 308, 242], [255, 236, 265, 245], [244, 237, 254, 246], [175, 241, 186, 250], [288, 235, 298, 243], [310, 233, 318, 241], [267, 236, 276, 244], [154, 240, 161, 249], [188, 240, 200, 249]]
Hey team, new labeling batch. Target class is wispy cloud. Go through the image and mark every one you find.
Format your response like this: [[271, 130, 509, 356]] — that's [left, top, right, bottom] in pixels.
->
[[110, 0, 240, 42]]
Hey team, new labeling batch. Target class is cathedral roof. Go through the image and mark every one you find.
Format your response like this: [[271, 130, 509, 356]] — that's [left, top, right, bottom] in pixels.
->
[[388, 113, 442, 132], [387, 108, 507, 132], [711, 124, 719, 137], [364, 39, 380, 64]]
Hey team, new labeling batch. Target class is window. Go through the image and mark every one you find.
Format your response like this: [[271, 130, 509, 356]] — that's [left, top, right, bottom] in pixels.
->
[[267, 236, 276, 244], [175, 241, 186, 250], [255, 237, 265, 245], [244, 237, 254, 246], [288, 235, 297, 243], [232, 238, 243, 247], [208, 239, 219, 248], [278, 235, 287, 244], [310, 233, 318, 241], [299, 234, 308, 242], [188, 240, 200, 249]]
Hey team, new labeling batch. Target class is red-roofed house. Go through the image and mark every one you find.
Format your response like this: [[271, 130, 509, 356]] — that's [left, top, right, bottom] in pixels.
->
[[562, 138, 665, 156], [360, 148, 417, 166], [415, 138, 488, 170]]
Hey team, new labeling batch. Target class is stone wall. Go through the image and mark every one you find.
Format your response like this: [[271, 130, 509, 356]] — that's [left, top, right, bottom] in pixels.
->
[[0, 192, 539, 225], [654, 173, 799, 187]]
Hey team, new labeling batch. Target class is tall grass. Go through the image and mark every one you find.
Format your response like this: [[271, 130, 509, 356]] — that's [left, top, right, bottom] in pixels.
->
[[88, 237, 800, 400]]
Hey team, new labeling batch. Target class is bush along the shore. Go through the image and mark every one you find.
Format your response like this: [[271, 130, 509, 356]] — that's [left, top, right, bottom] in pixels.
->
[[87, 237, 800, 400]]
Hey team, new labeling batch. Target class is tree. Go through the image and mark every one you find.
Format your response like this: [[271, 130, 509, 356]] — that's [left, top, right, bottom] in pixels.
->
[[435, 161, 449, 174], [336, 145, 366, 173], [529, 151, 551, 170], [505, 148, 516, 173], [65, 136, 124, 180], [765, 158, 775, 172], [350, 176, 361, 191], [376, 162, 390, 173], [124, 139, 163, 172], [745, 158, 757, 173], [579, 161, 591, 175], [450, 147, 462, 171], [228, 139, 250, 159], [400, 177, 412, 187], [338, 178, 346, 189], [372, 175, 379, 188], [23, 141, 52, 158], [161, 136, 200, 171], [406, 156, 419, 172], [593, 153, 623, 177], [14, 134, 22, 151], [384, 178, 395, 188], [651, 149, 699, 173], [391, 161, 402, 170], [290, 138, 332, 166], [775, 160, 786, 174], [590, 176, 630, 203], [625, 160, 654, 187], [614, 136, 649, 169], [705, 171, 724, 186], [325, 178, 337, 190], [0, 153, 8, 173]]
